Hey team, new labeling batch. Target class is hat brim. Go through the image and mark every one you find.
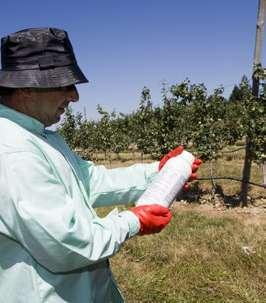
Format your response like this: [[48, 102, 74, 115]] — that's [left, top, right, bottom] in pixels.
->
[[0, 64, 88, 88]]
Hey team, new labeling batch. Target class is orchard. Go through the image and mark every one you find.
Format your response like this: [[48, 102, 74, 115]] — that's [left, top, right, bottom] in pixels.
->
[[58, 77, 265, 206]]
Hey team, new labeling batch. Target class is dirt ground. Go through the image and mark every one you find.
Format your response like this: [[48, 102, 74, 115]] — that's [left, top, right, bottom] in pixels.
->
[[173, 198, 266, 226]]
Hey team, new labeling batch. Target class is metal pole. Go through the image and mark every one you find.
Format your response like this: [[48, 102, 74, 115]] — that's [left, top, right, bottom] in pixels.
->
[[240, 0, 266, 206], [253, 0, 266, 66]]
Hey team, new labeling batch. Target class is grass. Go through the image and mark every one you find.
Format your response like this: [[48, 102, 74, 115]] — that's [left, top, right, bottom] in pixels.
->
[[110, 208, 266, 303], [89, 148, 265, 302], [196, 158, 264, 198]]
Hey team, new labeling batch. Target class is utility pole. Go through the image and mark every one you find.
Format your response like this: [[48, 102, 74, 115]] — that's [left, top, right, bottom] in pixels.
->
[[240, 0, 266, 206], [83, 106, 87, 120]]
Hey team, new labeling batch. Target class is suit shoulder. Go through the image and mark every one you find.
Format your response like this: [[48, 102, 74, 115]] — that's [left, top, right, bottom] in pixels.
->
[[0, 118, 39, 154]]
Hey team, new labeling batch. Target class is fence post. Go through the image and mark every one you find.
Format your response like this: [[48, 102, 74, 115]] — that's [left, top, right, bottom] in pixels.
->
[[263, 162, 266, 186]]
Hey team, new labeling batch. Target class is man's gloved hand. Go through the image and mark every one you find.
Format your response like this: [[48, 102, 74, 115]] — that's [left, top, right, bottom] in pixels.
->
[[183, 158, 202, 191], [130, 204, 172, 235], [158, 146, 184, 170], [159, 145, 202, 191]]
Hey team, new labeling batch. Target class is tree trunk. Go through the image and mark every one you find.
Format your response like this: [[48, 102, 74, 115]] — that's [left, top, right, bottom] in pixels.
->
[[263, 162, 266, 186], [108, 152, 112, 167], [239, 0, 264, 208], [240, 137, 252, 207], [239, 72, 260, 207]]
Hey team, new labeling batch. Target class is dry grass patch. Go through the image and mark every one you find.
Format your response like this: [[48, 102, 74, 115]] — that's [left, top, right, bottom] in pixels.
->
[[92, 150, 266, 301], [111, 207, 266, 303]]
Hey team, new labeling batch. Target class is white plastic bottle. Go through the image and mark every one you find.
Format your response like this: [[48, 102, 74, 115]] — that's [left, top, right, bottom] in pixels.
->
[[136, 151, 194, 208]]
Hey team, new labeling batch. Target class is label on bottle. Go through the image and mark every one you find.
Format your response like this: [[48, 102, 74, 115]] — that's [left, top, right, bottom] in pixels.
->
[[136, 152, 194, 208]]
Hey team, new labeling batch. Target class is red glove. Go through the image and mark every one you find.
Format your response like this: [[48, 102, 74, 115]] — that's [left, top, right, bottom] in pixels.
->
[[159, 146, 184, 171], [159, 146, 202, 191], [130, 204, 172, 235], [183, 158, 202, 191]]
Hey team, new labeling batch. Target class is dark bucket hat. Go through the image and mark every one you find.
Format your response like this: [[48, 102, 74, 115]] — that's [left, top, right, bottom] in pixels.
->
[[0, 27, 88, 88]]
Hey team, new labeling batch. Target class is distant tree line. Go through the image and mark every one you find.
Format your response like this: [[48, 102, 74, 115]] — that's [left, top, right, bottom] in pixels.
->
[[58, 76, 266, 206], [58, 76, 265, 164]]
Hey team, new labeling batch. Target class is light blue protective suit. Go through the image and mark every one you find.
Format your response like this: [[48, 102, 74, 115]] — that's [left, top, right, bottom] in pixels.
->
[[0, 104, 158, 303]]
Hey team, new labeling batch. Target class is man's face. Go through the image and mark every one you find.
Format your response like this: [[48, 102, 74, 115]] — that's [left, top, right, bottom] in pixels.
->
[[27, 85, 79, 126]]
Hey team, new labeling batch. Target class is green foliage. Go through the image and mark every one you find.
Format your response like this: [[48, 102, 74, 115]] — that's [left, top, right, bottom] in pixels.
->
[[229, 84, 242, 102], [132, 87, 159, 158], [229, 76, 265, 162], [57, 77, 265, 163], [58, 107, 77, 149]]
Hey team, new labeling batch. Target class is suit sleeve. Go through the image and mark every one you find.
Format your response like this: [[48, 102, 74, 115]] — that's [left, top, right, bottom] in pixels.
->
[[76, 155, 159, 207], [0, 152, 140, 274]]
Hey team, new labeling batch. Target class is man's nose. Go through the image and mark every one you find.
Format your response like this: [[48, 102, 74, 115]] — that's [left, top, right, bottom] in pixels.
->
[[65, 85, 79, 102]]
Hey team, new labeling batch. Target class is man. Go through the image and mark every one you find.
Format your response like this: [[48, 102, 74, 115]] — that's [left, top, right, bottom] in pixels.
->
[[0, 28, 199, 302]]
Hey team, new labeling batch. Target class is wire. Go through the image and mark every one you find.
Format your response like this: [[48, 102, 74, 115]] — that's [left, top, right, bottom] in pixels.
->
[[221, 78, 252, 90], [219, 146, 246, 154], [197, 177, 265, 189]]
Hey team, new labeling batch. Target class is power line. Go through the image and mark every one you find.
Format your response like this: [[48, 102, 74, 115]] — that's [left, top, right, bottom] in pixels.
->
[[197, 177, 265, 189]]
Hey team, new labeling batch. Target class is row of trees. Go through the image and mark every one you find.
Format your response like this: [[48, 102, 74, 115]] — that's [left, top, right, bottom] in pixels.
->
[[58, 76, 265, 206], [59, 76, 264, 162]]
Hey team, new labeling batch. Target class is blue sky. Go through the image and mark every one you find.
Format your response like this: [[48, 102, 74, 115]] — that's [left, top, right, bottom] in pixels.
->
[[0, 1, 263, 120]]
